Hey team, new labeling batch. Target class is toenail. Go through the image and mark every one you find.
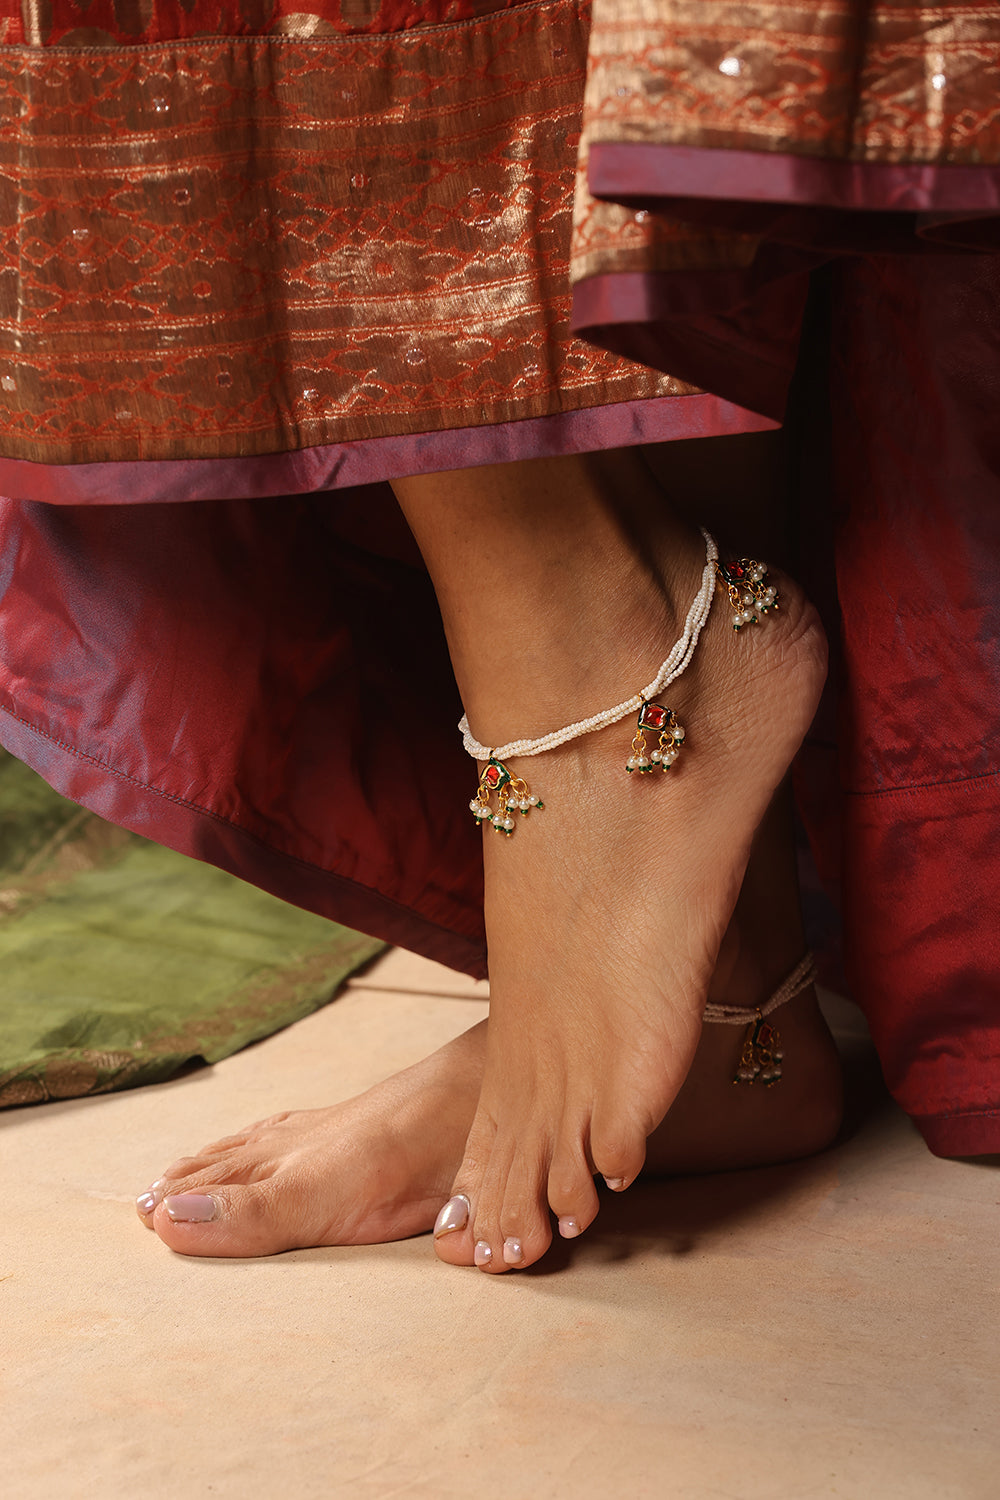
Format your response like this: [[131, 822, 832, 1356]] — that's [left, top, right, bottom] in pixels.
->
[[474, 1240, 493, 1267], [558, 1216, 583, 1239], [164, 1193, 219, 1223], [502, 1237, 523, 1265], [603, 1177, 628, 1192], [135, 1189, 160, 1216], [433, 1193, 471, 1239]]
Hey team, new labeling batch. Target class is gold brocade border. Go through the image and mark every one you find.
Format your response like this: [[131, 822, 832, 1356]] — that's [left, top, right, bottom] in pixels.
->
[[0, 4, 680, 466], [571, 0, 1000, 286], [581, 0, 1000, 165]]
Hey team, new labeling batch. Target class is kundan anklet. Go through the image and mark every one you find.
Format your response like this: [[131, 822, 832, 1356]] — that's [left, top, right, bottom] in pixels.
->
[[462, 530, 780, 834], [702, 953, 817, 1086]]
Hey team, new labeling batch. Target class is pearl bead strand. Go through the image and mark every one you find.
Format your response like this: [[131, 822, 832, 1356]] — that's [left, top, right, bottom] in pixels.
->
[[459, 530, 720, 763]]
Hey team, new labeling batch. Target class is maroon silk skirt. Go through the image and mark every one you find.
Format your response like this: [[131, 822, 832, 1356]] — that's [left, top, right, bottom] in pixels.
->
[[1, 0, 998, 1154]]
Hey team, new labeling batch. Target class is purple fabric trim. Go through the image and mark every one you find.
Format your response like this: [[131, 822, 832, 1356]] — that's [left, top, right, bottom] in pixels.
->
[[572, 269, 807, 421], [0, 396, 776, 506], [588, 143, 1000, 215], [0, 706, 489, 979]]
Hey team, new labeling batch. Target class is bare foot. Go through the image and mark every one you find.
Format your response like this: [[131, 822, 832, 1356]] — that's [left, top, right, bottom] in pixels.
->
[[430, 552, 828, 1271], [137, 801, 842, 1259], [136, 1024, 486, 1257]]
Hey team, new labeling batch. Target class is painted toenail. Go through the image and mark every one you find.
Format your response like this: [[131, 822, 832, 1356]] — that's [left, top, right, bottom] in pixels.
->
[[433, 1193, 471, 1239], [558, 1216, 582, 1238], [503, 1237, 523, 1265], [164, 1193, 219, 1223], [603, 1177, 628, 1191], [474, 1240, 493, 1267], [136, 1190, 160, 1216]]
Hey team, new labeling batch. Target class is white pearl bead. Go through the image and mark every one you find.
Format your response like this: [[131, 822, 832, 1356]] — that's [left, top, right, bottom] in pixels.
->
[[673, 727, 685, 740], [732, 614, 743, 628], [650, 749, 662, 762], [528, 795, 538, 805]]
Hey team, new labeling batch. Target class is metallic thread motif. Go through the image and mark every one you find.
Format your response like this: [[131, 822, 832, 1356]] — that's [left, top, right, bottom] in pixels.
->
[[0, 0, 677, 464]]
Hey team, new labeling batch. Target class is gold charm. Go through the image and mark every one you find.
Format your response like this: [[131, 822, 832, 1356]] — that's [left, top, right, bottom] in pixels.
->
[[733, 1014, 784, 1086], [469, 758, 543, 836], [717, 558, 779, 631], [626, 700, 685, 774]]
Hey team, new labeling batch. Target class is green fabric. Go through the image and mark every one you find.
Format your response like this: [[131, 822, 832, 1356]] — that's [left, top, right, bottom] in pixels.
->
[[0, 749, 385, 1107]]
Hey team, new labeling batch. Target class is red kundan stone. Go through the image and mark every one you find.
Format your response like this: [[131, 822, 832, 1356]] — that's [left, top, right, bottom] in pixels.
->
[[482, 760, 510, 790], [639, 702, 671, 731]]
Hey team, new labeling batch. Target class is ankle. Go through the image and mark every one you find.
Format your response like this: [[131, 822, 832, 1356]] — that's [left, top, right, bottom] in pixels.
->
[[455, 522, 710, 747]]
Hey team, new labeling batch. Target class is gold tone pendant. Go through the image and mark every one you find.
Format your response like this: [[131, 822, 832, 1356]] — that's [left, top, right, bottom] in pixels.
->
[[717, 558, 779, 631], [626, 700, 685, 774], [469, 758, 543, 836], [733, 1014, 784, 1086]]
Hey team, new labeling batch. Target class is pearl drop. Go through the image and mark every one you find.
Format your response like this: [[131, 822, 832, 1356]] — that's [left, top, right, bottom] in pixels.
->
[[732, 614, 743, 628], [662, 751, 676, 765], [673, 727, 685, 740], [650, 750, 662, 762], [626, 757, 636, 769]]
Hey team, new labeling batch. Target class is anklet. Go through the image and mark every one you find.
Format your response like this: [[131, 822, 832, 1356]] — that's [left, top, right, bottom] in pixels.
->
[[465, 528, 717, 831], [716, 558, 779, 631], [463, 532, 780, 834], [702, 954, 817, 1087]]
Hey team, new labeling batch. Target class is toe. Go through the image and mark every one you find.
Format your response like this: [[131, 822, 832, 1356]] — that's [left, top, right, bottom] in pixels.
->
[[432, 1190, 476, 1267], [588, 1112, 647, 1196], [151, 1178, 297, 1257], [547, 1131, 600, 1241], [496, 1149, 554, 1270], [135, 1178, 166, 1223], [433, 1109, 495, 1268]]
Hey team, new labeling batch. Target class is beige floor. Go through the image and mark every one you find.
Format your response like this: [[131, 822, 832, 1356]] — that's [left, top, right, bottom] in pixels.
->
[[3, 949, 997, 1499]]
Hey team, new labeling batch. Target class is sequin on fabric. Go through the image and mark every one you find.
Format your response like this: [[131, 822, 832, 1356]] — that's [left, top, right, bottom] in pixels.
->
[[0, 0, 685, 464], [580, 0, 1000, 165], [570, 0, 1000, 285]]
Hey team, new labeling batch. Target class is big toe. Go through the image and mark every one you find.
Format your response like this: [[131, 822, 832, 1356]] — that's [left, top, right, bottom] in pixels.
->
[[148, 1178, 302, 1258]]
